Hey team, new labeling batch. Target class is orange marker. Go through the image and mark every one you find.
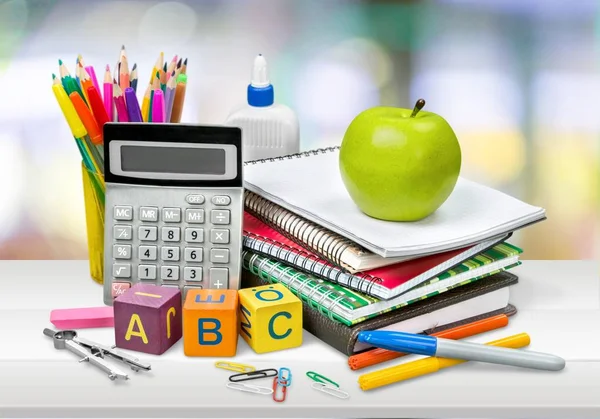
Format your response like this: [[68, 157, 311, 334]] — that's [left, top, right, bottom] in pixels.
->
[[69, 92, 102, 145], [348, 314, 509, 370]]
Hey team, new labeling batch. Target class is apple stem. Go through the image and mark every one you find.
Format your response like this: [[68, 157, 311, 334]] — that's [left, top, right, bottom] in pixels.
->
[[410, 99, 426, 118]]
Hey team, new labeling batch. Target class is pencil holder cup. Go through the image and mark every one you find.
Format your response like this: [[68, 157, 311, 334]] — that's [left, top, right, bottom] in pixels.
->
[[81, 163, 105, 285]]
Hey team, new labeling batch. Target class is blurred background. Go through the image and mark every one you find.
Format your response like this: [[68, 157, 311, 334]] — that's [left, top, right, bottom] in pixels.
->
[[0, 0, 598, 260]]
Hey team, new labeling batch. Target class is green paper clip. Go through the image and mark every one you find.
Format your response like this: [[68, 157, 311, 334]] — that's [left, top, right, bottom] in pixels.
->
[[306, 371, 339, 388]]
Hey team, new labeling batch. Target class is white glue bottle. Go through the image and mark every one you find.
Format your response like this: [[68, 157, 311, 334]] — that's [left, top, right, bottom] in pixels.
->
[[225, 54, 299, 161]]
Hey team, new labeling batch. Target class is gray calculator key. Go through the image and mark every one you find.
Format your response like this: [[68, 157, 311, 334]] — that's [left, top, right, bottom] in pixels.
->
[[210, 229, 230, 244], [211, 210, 230, 225], [162, 227, 181, 242], [161, 246, 180, 261], [114, 206, 133, 220], [161, 265, 180, 281], [114, 225, 132, 241], [184, 247, 203, 262], [210, 248, 230, 264], [162, 285, 179, 289], [184, 267, 202, 282], [140, 207, 159, 222], [185, 228, 204, 243], [138, 265, 157, 280], [163, 208, 181, 223], [113, 263, 131, 278], [113, 244, 132, 259], [186, 194, 205, 205], [183, 285, 203, 299], [186, 209, 205, 224], [209, 268, 228, 289], [139, 226, 158, 241], [211, 195, 231, 206], [139, 245, 158, 260]]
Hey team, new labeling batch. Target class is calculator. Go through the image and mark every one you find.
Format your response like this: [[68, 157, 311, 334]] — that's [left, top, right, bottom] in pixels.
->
[[102, 123, 243, 305]]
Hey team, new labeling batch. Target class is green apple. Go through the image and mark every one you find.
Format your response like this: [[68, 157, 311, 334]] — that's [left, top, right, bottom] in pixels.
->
[[339, 99, 461, 221]]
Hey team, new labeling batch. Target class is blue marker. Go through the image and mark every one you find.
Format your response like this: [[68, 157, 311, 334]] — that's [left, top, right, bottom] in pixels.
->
[[357, 331, 565, 371]]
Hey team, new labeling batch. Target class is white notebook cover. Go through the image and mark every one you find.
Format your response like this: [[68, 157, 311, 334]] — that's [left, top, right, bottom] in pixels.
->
[[244, 148, 546, 258]]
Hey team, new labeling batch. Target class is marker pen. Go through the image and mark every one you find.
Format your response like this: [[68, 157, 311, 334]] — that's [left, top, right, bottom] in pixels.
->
[[357, 331, 565, 371]]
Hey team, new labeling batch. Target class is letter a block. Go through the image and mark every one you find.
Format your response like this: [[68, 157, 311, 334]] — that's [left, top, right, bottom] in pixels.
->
[[114, 284, 182, 355], [183, 289, 239, 357], [238, 284, 302, 354]]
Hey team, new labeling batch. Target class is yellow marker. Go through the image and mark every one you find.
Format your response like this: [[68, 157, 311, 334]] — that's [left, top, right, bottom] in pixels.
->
[[359, 333, 531, 391], [125, 314, 149, 344], [166, 307, 176, 338], [52, 84, 87, 138], [134, 292, 162, 298]]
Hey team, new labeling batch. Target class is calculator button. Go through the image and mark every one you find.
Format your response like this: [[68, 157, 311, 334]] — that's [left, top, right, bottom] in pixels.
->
[[163, 208, 181, 223], [184, 267, 202, 282], [161, 265, 180, 281], [114, 225, 132, 241], [162, 227, 181, 242], [211, 195, 231, 206], [114, 206, 133, 220], [139, 226, 158, 241], [184, 247, 203, 262], [185, 228, 204, 243], [111, 282, 131, 298], [209, 268, 228, 289], [183, 285, 203, 298], [211, 210, 230, 225], [139, 245, 158, 260], [210, 229, 230, 244], [140, 206, 159, 222], [113, 263, 131, 278], [138, 265, 157, 280], [186, 209, 205, 224], [161, 246, 180, 261], [162, 285, 180, 289], [210, 248, 230, 263], [113, 244, 132, 259], [186, 194, 205, 205]]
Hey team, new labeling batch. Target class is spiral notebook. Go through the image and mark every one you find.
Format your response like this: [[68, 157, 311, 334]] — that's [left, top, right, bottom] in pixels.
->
[[244, 147, 546, 259], [241, 244, 521, 324], [243, 211, 511, 299]]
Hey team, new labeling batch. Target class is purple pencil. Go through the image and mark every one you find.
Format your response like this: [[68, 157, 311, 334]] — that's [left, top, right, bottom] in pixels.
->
[[124, 87, 143, 122], [165, 70, 177, 121], [152, 89, 166, 123]]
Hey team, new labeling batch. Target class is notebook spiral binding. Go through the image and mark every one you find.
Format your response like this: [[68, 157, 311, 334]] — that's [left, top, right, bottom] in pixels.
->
[[244, 192, 371, 273], [243, 146, 340, 166], [242, 231, 382, 296], [243, 251, 353, 321]]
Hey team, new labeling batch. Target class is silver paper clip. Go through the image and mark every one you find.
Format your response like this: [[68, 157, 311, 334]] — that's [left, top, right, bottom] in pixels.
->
[[43, 328, 151, 380], [226, 382, 274, 395], [311, 382, 350, 399]]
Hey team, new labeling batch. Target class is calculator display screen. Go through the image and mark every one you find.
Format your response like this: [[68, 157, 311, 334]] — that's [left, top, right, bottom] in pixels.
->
[[120, 146, 226, 175]]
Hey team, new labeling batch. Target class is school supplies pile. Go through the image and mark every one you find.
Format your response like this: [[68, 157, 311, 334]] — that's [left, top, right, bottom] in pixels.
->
[[240, 147, 546, 356], [52, 46, 189, 181]]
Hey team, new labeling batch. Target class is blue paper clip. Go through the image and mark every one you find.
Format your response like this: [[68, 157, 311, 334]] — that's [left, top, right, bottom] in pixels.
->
[[278, 367, 292, 387]]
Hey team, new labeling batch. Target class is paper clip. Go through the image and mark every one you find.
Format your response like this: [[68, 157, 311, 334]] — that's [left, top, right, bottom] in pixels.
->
[[215, 361, 256, 373], [278, 367, 292, 386], [306, 370, 339, 388], [226, 382, 273, 395], [229, 368, 278, 382], [311, 382, 350, 399], [272, 376, 288, 402]]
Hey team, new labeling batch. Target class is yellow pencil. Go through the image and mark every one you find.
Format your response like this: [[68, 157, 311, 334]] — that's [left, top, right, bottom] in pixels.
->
[[358, 333, 531, 391], [141, 83, 151, 122]]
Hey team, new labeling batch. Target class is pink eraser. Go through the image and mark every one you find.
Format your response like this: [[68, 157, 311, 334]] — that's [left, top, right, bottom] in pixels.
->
[[50, 306, 114, 329]]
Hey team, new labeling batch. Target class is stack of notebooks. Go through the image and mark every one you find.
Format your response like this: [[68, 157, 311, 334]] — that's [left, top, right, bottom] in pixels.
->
[[241, 147, 546, 356]]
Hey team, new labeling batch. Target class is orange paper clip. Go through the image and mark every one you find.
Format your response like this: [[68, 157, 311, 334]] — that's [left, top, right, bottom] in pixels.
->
[[348, 314, 509, 370]]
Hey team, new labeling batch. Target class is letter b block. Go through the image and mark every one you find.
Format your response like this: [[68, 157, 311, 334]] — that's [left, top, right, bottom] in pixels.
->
[[183, 289, 239, 357], [114, 284, 182, 355], [238, 284, 302, 354]]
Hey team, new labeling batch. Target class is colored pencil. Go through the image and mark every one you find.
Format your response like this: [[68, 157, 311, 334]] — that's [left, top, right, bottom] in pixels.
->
[[103, 65, 114, 121], [160, 62, 167, 93], [181, 57, 187, 75], [112, 83, 129, 122], [166, 55, 177, 81], [165, 70, 177, 122], [170, 74, 187, 123], [130, 63, 138, 93], [86, 65, 100, 95], [141, 84, 151, 123], [79, 64, 94, 105]]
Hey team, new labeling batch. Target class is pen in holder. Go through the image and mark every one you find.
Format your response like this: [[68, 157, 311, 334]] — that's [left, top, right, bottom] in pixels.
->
[[81, 163, 105, 284]]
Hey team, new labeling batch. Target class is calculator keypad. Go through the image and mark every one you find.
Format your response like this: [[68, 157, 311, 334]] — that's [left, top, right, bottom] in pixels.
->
[[104, 186, 242, 305]]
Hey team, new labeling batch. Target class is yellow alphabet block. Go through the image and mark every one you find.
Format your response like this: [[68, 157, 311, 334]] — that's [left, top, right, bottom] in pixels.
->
[[238, 283, 302, 354]]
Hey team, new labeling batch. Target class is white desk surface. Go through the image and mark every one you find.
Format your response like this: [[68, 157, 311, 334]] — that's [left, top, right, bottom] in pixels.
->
[[0, 260, 599, 418]]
